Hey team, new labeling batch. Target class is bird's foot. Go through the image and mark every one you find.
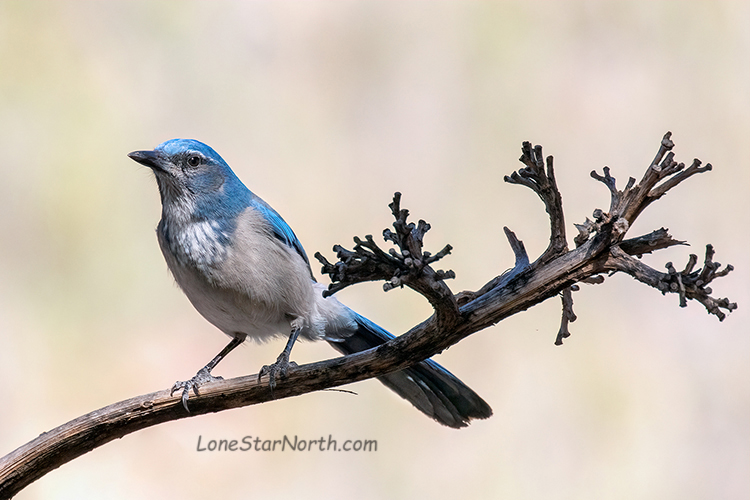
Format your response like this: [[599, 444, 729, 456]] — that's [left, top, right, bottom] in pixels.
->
[[170, 367, 224, 412], [258, 351, 298, 394]]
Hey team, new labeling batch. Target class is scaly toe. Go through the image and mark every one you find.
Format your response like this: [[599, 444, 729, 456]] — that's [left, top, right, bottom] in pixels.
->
[[170, 367, 224, 412], [258, 356, 297, 393]]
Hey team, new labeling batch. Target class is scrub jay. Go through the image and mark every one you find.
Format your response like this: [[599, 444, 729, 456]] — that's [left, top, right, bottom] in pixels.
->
[[129, 139, 491, 428]]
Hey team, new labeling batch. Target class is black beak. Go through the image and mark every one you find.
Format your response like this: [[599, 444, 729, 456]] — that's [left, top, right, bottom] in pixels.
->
[[128, 150, 163, 170]]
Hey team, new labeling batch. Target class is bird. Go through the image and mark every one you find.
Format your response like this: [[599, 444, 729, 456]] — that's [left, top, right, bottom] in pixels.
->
[[128, 139, 492, 428]]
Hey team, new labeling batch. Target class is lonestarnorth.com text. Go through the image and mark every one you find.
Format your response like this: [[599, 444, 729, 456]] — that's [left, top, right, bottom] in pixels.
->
[[196, 434, 377, 452]]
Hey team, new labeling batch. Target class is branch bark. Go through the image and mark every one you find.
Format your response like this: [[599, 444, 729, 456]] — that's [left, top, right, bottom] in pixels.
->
[[0, 132, 736, 499]]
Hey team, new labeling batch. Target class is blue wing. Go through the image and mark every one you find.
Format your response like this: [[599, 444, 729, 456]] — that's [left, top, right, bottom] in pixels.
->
[[251, 197, 311, 268]]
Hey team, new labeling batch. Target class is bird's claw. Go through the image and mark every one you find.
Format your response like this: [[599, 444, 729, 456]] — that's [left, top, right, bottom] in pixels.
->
[[258, 351, 297, 394], [170, 367, 224, 412]]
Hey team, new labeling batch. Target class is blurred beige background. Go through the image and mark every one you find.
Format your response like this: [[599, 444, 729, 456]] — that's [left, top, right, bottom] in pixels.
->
[[0, 1, 748, 499]]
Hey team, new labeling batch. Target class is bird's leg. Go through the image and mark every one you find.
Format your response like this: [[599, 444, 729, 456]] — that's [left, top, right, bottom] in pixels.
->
[[258, 323, 302, 394], [171, 334, 246, 412]]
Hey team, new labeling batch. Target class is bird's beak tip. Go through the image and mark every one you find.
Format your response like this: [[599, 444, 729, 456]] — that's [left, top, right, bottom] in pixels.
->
[[128, 149, 160, 168]]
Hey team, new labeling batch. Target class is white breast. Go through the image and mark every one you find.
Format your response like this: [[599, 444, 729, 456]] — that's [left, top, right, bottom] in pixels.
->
[[157, 207, 326, 342]]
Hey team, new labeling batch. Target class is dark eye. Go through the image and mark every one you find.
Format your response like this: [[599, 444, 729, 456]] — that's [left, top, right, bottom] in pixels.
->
[[187, 155, 201, 167]]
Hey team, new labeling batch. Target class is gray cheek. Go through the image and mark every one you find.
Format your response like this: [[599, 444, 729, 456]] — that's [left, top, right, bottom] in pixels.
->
[[191, 168, 225, 193]]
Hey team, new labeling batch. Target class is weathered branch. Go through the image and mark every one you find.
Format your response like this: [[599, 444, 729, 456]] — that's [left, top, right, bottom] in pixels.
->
[[619, 228, 686, 257], [315, 192, 459, 327], [504, 143, 568, 264], [0, 132, 736, 498], [585, 132, 713, 232], [555, 286, 577, 345]]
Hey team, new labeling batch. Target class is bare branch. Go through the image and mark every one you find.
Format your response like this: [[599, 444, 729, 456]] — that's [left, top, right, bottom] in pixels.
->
[[456, 226, 531, 306], [586, 132, 714, 230], [603, 245, 736, 320], [650, 158, 712, 199], [555, 286, 577, 345], [618, 228, 687, 257], [316, 192, 459, 327], [504, 143, 568, 264], [1, 132, 736, 498]]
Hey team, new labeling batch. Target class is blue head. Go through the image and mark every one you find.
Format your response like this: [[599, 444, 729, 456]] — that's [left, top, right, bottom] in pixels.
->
[[129, 139, 251, 222], [130, 139, 310, 268]]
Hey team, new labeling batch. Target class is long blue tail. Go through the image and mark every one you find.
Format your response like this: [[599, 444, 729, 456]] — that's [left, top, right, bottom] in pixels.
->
[[327, 314, 492, 428]]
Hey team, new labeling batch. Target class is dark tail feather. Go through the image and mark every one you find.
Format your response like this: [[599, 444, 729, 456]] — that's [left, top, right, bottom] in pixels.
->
[[326, 314, 492, 428]]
